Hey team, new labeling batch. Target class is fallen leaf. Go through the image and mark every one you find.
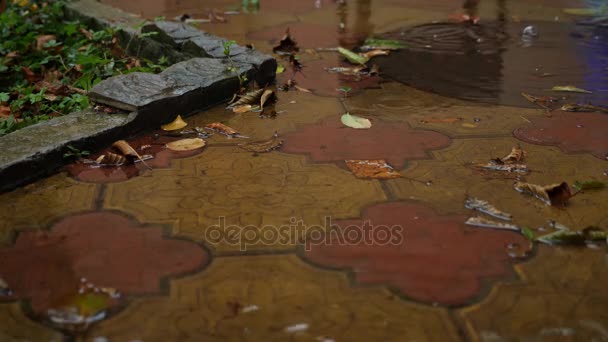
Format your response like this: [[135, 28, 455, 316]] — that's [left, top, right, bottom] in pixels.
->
[[276, 64, 285, 74], [0, 106, 11, 118], [166, 138, 206, 151], [79, 28, 93, 40], [514, 181, 572, 206], [419, 117, 462, 124], [95, 153, 127, 166], [289, 55, 303, 73], [285, 323, 309, 333], [521, 227, 536, 241], [22, 66, 38, 83], [341, 112, 372, 129], [537, 226, 607, 245], [551, 85, 593, 94], [360, 38, 405, 51], [229, 88, 265, 108], [461, 123, 477, 128], [465, 216, 520, 232], [360, 49, 390, 59], [561, 103, 608, 113], [337, 47, 368, 65], [161, 115, 188, 131], [273, 28, 299, 55], [232, 104, 253, 113], [474, 161, 528, 173], [239, 132, 283, 153], [36, 34, 57, 51], [294, 85, 311, 93], [573, 180, 605, 192], [112, 140, 151, 169], [521, 92, 558, 110], [345, 160, 402, 179], [260, 89, 276, 109], [501, 146, 526, 163], [204, 122, 244, 138], [326, 65, 370, 76], [464, 197, 512, 221]]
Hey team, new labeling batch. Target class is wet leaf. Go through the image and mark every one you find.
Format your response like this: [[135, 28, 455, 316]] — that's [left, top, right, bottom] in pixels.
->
[[161, 115, 188, 131], [326, 65, 368, 76], [573, 180, 605, 192], [461, 123, 477, 128], [79, 28, 93, 40], [345, 160, 402, 179], [239, 132, 283, 153], [337, 47, 368, 65], [551, 85, 593, 94], [501, 146, 526, 164], [273, 28, 299, 55], [536, 227, 607, 245], [465, 197, 512, 221], [561, 103, 608, 113], [465, 216, 521, 232], [294, 85, 311, 93], [521, 92, 558, 110], [360, 49, 390, 59], [360, 38, 405, 50], [112, 140, 151, 169], [0, 105, 11, 118], [232, 104, 254, 113], [474, 161, 528, 174], [229, 88, 265, 108], [260, 89, 276, 109], [521, 227, 536, 241], [204, 122, 244, 138], [276, 64, 285, 74], [166, 138, 206, 151], [341, 112, 371, 129], [514, 181, 572, 206], [96, 153, 127, 166], [22, 66, 38, 84]]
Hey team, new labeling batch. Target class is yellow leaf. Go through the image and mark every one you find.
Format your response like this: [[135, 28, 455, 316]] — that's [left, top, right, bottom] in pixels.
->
[[161, 115, 188, 131], [166, 138, 207, 151], [341, 112, 372, 129]]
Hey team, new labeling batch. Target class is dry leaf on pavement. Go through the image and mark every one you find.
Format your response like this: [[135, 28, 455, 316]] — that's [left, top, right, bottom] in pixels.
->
[[345, 160, 402, 179]]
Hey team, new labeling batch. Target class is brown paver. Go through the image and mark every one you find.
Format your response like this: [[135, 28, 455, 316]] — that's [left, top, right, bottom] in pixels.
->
[[282, 117, 451, 169], [0, 212, 208, 314], [460, 246, 608, 341], [87, 255, 461, 341], [514, 111, 608, 160], [302, 201, 528, 306], [103, 147, 387, 253], [0, 174, 98, 245]]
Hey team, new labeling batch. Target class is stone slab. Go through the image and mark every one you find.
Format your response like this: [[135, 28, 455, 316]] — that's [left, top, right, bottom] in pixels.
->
[[0, 110, 136, 193], [143, 21, 277, 85]]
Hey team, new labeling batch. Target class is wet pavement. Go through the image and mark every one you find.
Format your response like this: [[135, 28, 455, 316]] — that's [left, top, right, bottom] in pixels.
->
[[2, 0, 608, 341]]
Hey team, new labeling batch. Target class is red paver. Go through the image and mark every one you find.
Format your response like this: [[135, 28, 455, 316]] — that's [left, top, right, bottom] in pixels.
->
[[0, 212, 208, 314], [282, 118, 451, 168], [301, 202, 528, 306], [514, 112, 608, 160]]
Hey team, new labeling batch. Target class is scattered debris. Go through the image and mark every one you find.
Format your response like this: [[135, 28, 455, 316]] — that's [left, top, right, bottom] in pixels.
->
[[204, 123, 245, 138], [166, 138, 207, 151], [521, 92, 559, 110], [288, 55, 303, 73], [241, 305, 260, 313], [325, 64, 380, 78], [161, 115, 188, 131], [465, 197, 512, 221], [500, 146, 526, 164], [345, 160, 402, 179], [465, 216, 520, 232], [95, 153, 126, 166], [273, 28, 299, 55], [573, 180, 605, 192], [341, 112, 372, 129], [337, 47, 369, 65], [285, 323, 309, 333], [228, 88, 266, 113], [537, 226, 608, 245], [514, 181, 572, 206], [112, 140, 152, 169], [239, 132, 283, 153], [551, 85, 593, 94], [260, 89, 277, 109], [474, 161, 528, 174]]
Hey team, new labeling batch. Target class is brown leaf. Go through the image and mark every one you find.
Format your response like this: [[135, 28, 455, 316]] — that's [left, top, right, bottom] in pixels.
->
[[79, 28, 93, 40], [166, 138, 206, 151], [35, 34, 57, 51], [96, 153, 127, 166], [22, 67, 38, 84], [0, 105, 11, 118], [161, 115, 188, 131], [112, 140, 151, 169], [229, 88, 265, 108], [260, 89, 276, 109], [474, 161, 528, 174], [204, 122, 241, 137], [232, 104, 253, 113], [345, 160, 402, 179], [501, 146, 526, 164], [239, 132, 283, 153], [360, 49, 390, 59], [272, 28, 299, 55], [521, 92, 558, 110], [514, 181, 572, 206]]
